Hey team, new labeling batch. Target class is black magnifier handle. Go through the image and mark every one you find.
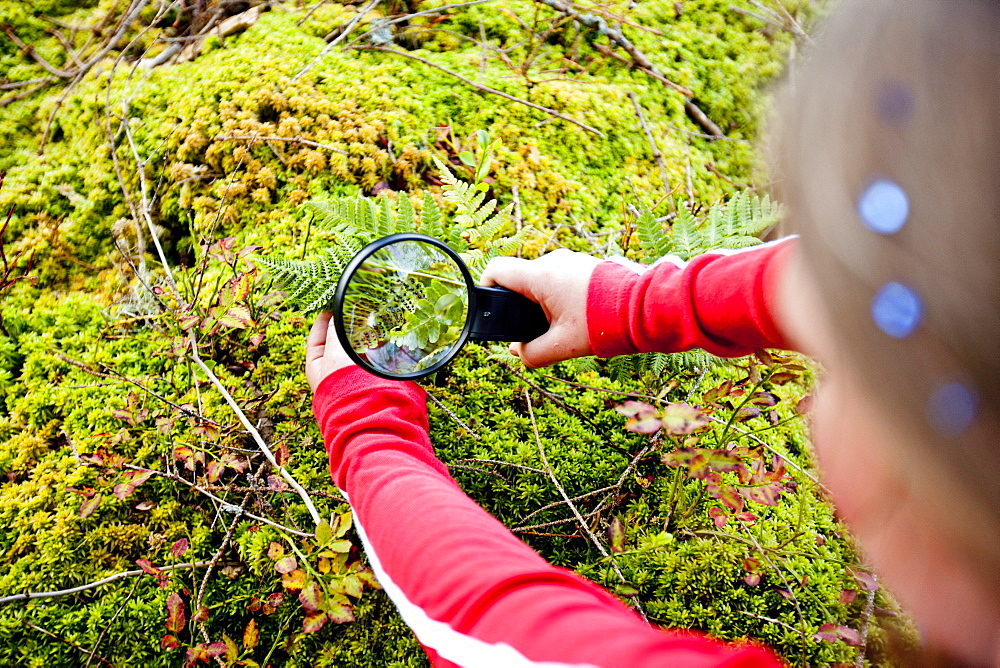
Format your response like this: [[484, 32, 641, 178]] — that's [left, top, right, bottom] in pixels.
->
[[468, 286, 550, 342]]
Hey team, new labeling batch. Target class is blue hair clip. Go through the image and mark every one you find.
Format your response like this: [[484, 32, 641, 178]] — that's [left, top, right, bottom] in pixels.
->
[[927, 381, 978, 437], [871, 281, 922, 338], [858, 179, 909, 235]]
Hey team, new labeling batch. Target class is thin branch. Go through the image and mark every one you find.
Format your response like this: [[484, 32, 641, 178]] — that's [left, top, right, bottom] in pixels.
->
[[344, 0, 497, 49], [524, 388, 645, 619], [0, 79, 56, 108], [451, 458, 545, 475], [122, 464, 315, 537], [21, 621, 114, 667], [215, 134, 348, 156], [736, 610, 806, 637], [854, 573, 878, 668], [0, 561, 211, 605], [356, 45, 604, 137], [627, 91, 671, 196], [293, 0, 381, 81], [426, 389, 481, 440]]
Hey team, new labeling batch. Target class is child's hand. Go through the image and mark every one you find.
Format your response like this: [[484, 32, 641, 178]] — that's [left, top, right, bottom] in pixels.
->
[[305, 312, 355, 391], [480, 249, 602, 368]]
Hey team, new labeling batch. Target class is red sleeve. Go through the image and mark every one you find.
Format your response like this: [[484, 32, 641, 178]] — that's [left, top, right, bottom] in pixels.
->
[[314, 368, 784, 668], [587, 239, 795, 359]]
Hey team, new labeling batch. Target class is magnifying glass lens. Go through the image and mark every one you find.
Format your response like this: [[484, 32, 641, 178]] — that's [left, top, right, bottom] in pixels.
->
[[340, 239, 470, 377]]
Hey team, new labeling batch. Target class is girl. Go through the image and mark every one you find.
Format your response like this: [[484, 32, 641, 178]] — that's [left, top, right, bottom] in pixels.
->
[[305, 0, 1000, 664]]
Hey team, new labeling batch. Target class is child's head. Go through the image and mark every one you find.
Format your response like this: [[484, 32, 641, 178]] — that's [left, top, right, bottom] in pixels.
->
[[773, 0, 999, 661]]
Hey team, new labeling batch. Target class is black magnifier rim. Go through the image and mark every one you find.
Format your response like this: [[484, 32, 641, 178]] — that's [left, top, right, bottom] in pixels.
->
[[333, 233, 477, 381]]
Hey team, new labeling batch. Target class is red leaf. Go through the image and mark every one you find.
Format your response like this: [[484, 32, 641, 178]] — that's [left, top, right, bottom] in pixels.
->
[[849, 568, 879, 592], [165, 592, 186, 633], [298, 581, 323, 612], [206, 460, 224, 483], [708, 506, 728, 528], [836, 625, 862, 646], [754, 349, 774, 366], [796, 395, 814, 414], [737, 482, 784, 506], [615, 401, 657, 419], [130, 470, 154, 486], [136, 559, 161, 577], [267, 542, 284, 559], [744, 573, 761, 586], [750, 392, 779, 407], [113, 482, 137, 500], [171, 538, 189, 559], [268, 474, 291, 492], [659, 403, 710, 435], [79, 494, 102, 518], [275, 555, 297, 574], [219, 452, 248, 472], [839, 589, 857, 605], [775, 589, 793, 600], [276, 441, 290, 467], [607, 517, 625, 553], [302, 611, 327, 633], [264, 592, 284, 614], [743, 558, 760, 572], [735, 512, 757, 524], [813, 622, 839, 643], [192, 605, 210, 623], [326, 603, 356, 624], [160, 634, 180, 649], [768, 371, 799, 385], [735, 405, 762, 422]]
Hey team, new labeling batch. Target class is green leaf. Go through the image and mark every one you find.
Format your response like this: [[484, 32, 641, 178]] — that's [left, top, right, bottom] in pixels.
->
[[316, 520, 333, 545], [476, 129, 489, 148], [458, 151, 476, 167], [79, 494, 101, 518]]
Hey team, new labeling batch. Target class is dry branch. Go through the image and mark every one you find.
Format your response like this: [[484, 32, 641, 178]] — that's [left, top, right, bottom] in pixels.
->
[[215, 134, 349, 156], [534, 0, 726, 138], [627, 91, 671, 195], [293, 0, 381, 81], [0, 561, 212, 605], [356, 45, 604, 137]]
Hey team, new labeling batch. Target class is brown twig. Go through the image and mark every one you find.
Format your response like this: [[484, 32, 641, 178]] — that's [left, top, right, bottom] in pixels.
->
[[20, 621, 114, 667], [854, 573, 878, 668], [214, 134, 349, 156], [627, 91, 671, 195], [294, 0, 381, 81], [356, 45, 604, 137], [426, 389, 482, 441], [0, 561, 211, 605]]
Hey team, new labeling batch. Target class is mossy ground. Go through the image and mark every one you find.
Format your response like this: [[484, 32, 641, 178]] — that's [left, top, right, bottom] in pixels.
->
[[0, 1, 916, 665]]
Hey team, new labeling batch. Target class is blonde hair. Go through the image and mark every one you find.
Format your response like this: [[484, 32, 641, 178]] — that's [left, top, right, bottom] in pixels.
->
[[774, 0, 1000, 588]]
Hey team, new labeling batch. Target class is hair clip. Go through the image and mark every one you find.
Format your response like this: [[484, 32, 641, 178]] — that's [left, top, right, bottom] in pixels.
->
[[927, 381, 978, 437], [876, 82, 914, 124], [858, 179, 909, 234], [871, 281, 922, 338]]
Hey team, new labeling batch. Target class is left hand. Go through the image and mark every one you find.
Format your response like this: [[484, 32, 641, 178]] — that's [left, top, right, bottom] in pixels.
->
[[305, 312, 356, 391]]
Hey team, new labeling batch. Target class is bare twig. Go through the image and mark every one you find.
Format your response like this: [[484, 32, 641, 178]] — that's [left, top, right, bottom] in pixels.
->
[[356, 45, 604, 137], [452, 458, 545, 475], [293, 0, 381, 81], [344, 0, 497, 48], [627, 91, 671, 195], [736, 610, 806, 637], [0, 561, 211, 605], [426, 389, 482, 440], [122, 464, 314, 537], [215, 134, 349, 156], [854, 573, 878, 668], [20, 621, 114, 667], [524, 388, 645, 619], [0, 79, 55, 108], [85, 580, 139, 668]]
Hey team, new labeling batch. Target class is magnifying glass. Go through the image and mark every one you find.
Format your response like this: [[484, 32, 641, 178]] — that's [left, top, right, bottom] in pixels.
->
[[333, 233, 549, 380]]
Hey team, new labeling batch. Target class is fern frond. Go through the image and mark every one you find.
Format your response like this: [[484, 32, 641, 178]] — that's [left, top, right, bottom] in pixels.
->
[[396, 194, 417, 233], [420, 191, 444, 239], [670, 206, 701, 261], [377, 196, 395, 237], [258, 248, 351, 312], [636, 207, 665, 261]]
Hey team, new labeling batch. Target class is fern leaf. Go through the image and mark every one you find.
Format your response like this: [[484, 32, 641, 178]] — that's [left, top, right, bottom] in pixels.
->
[[670, 205, 701, 261], [377, 196, 395, 237], [636, 207, 664, 262], [397, 193, 417, 233], [420, 191, 444, 239]]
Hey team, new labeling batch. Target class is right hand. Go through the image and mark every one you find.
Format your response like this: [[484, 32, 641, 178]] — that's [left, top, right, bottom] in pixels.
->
[[480, 249, 602, 368]]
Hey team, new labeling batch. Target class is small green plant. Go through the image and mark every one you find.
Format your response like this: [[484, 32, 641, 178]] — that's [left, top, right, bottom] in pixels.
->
[[259, 132, 534, 312], [603, 191, 785, 388]]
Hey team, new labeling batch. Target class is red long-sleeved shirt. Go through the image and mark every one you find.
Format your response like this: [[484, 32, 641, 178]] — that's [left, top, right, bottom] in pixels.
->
[[313, 240, 794, 667]]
